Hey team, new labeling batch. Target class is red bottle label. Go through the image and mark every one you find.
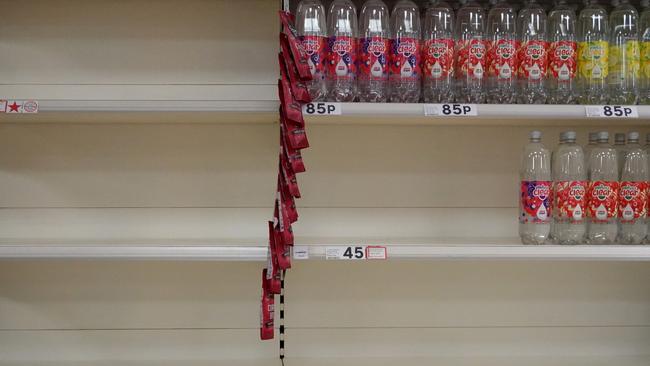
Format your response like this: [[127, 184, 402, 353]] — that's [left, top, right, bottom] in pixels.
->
[[554, 180, 587, 222], [587, 181, 619, 222], [423, 38, 454, 80], [517, 40, 548, 80], [300, 35, 326, 78], [487, 39, 517, 79], [618, 181, 647, 222], [457, 39, 486, 79], [389, 37, 421, 82], [327, 36, 357, 79], [520, 181, 552, 224], [548, 41, 577, 81], [358, 36, 389, 81]]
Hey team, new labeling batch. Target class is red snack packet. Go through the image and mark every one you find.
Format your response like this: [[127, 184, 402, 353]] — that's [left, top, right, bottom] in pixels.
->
[[278, 174, 299, 224], [279, 49, 311, 103], [280, 106, 309, 150], [279, 12, 312, 80], [271, 222, 292, 270], [281, 125, 306, 173], [280, 152, 301, 198], [274, 196, 294, 246], [260, 268, 275, 340], [278, 79, 305, 127], [266, 222, 282, 294]]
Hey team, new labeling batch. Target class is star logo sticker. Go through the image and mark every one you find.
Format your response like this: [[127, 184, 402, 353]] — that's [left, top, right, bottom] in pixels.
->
[[8, 102, 21, 113]]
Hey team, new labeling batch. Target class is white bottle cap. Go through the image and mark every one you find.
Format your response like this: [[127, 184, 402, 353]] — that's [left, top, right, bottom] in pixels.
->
[[530, 130, 542, 140], [597, 131, 609, 142], [627, 131, 640, 141], [560, 131, 577, 141]]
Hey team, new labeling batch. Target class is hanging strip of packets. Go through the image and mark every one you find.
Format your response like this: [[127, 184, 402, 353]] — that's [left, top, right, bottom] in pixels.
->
[[260, 11, 313, 341]]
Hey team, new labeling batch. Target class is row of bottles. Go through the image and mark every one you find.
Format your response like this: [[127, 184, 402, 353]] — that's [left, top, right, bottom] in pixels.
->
[[520, 130, 650, 245], [296, 0, 650, 104]]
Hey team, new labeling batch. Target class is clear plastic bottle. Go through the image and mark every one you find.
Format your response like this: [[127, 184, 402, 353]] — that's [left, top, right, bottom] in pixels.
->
[[455, 0, 487, 103], [585, 132, 598, 161], [389, 0, 422, 103], [618, 131, 648, 244], [587, 131, 619, 244], [358, 0, 391, 102], [608, 0, 640, 104], [553, 131, 587, 244], [326, 0, 358, 102], [422, 0, 455, 102], [614, 132, 627, 178], [639, 0, 650, 104], [577, 0, 609, 104], [547, 0, 578, 104], [645, 132, 650, 242], [486, 0, 518, 103], [520, 131, 552, 245], [517, 0, 549, 104], [297, 0, 328, 101]]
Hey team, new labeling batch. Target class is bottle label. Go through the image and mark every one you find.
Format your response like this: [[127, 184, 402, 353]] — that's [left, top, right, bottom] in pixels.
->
[[327, 36, 357, 80], [554, 180, 587, 222], [517, 40, 547, 80], [609, 41, 640, 80], [487, 39, 517, 79], [587, 181, 619, 222], [358, 36, 389, 81], [618, 181, 647, 222], [520, 181, 552, 224], [578, 41, 609, 80], [423, 38, 454, 80], [300, 35, 327, 78], [457, 39, 486, 79], [390, 37, 421, 82], [641, 41, 650, 78], [548, 41, 577, 81]]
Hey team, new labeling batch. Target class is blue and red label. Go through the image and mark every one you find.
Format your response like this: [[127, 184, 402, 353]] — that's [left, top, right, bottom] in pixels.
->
[[520, 181, 552, 223], [300, 35, 326, 79], [327, 36, 357, 79], [390, 37, 420, 82], [358, 36, 389, 81]]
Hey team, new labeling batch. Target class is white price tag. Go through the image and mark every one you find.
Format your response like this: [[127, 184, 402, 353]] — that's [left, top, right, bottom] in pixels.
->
[[293, 246, 310, 260], [585, 105, 638, 118], [302, 102, 342, 115], [366, 246, 388, 260], [325, 245, 388, 260], [424, 103, 478, 117]]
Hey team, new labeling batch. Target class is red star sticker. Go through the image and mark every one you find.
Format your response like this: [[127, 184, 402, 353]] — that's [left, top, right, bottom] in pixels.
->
[[8, 102, 20, 112]]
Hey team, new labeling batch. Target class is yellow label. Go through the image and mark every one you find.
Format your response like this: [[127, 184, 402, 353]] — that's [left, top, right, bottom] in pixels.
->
[[641, 41, 650, 78], [578, 41, 609, 79], [609, 41, 640, 79]]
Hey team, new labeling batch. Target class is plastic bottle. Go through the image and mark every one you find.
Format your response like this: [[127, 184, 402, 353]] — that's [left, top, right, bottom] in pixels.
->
[[577, 0, 609, 104], [389, 0, 422, 102], [520, 131, 552, 245], [517, 0, 549, 104], [422, 0, 455, 102], [297, 0, 328, 101], [645, 132, 650, 242], [553, 131, 587, 244], [585, 132, 598, 161], [639, 0, 650, 104], [486, 0, 518, 103], [326, 0, 358, 102], [358, 0, 391, 102], [587, 131, 619, 244], [608, 0, 640, 104], [618, 131, 648, 244], [548, 0, 578, 104], [614, 132, 627, 178], [455, 0, 487, 103]]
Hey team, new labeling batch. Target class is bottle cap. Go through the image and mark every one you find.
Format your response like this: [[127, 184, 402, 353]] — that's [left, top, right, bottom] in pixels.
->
[[597, 131, 609, 141], [560, 131, 577, 141], [615, 132, 626, 143], [628, 131, 640, 141], [530, 130, 542, 140], [589, 132, 598, 142]]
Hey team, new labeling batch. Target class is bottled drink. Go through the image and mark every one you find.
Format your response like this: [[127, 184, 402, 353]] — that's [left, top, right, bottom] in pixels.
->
[[618, 131, 648, 244], [614, 132, 627, 178], [553, 131, 587, 244], [520, 131, 552, 245], [645, 132, 650, 242], [547, 0, 578, 104], [608, 0, 640, 104], [297, 0, 328, 101], [517, 0, 549, 104], [389, 0, 422, 103], [358, 0, 390, 102], [639, 0, 650, 104], [577, 0, 609, 104], [585, 132, 598, 162], [422, 0, 455, 102], [455, 0, 487, 103], [587, 131, 619, 244], [486, 0, 517, 103], [326, 0, 358, 102]]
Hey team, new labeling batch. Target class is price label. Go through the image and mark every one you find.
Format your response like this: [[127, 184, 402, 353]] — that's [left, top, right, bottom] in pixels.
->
[[325, 246, 387, 260], [424, 103, 478, 117], [585, 105, 638, 118], [302, 102, 342, 115], [292, 246, 310, 260]]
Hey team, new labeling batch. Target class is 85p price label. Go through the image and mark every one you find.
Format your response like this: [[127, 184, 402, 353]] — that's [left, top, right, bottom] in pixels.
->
[[586, 105, 638, 118], [302, 102, 342, 115], [424, 104, 478, 117]]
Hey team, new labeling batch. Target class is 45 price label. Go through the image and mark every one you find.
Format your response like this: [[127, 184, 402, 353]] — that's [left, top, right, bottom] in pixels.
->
[[586, 105, 639, 118], [424, 103, 478, 117], [325, 245, 388, 260], [302, 102, 342, 115]]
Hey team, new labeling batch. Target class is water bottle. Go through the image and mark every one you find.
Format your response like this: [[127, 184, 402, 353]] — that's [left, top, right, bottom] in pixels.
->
[[389, 0, 422, 103], [326, 0, 358, 102], [520, 131, 552, 245], [486, 0, 517, 103], [297, 0, 328, 101], [517, 0, 549, 104], [577, 0, 609, 104], [422, 0, 455, 103], [358, 0, 390, 102], [639, 0, 650, 104], [645, 132, 650, 242], [455, 0, 487, 103], [614, 132, 627, 178], [608, 0, 640, 104], [553, 131, 587, 244], [548, 0, 578, 104], [618, 132, 648, 244], [587, 131, 619, 244]]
